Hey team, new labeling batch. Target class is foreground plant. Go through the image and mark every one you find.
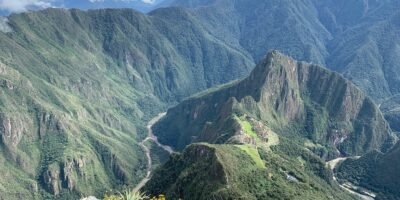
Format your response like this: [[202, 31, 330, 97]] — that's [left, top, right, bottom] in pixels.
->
[[103, 190, 149, 200], [124, 191, 149, 200]]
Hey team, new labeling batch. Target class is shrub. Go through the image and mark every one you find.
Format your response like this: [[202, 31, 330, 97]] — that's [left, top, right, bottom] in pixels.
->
[[103, 191, 149, 200]]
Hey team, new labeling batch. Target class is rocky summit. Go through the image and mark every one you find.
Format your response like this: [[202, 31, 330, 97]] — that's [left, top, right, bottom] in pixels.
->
[[1, 0, 400, 199], [153, 51, 396, 157], [146, 51, 397, 199]]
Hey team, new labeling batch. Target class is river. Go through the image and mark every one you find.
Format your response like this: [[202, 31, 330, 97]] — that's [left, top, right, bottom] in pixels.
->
[[327, 157, 376, 200], [133, 113, 174, 192]]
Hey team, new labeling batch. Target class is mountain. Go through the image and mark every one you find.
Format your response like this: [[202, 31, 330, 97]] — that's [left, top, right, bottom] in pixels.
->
[[169, 0, 400, 132], [146, 51, 396, 199], [63, 0, 169, 13], [336, 143, 400, 199], [380, 95, 400, 132], [153, 51, 396, 157], [145, 143, 356, 200], [0, 0, 171, 15], [0, 8, 253, 199], [1, 1, 400, 199], [171, 0, 330, 64]]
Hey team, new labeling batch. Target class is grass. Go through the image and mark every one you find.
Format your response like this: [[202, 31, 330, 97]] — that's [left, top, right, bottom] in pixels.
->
[[0, 7, 255, 199], [235, 145, 265, 168], [234, 115, 258, 138], [265, 131, 280, 148], [145, 142, 357, 200]]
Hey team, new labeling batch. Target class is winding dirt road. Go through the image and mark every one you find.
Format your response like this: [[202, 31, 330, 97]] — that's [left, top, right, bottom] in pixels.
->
[[327, 157, 375, 200], [133, 112, 174, 192]]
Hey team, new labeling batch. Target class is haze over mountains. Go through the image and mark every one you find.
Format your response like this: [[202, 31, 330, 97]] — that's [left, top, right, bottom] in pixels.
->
[[0, 0, 400, 199], [0, 0, 168, 15]]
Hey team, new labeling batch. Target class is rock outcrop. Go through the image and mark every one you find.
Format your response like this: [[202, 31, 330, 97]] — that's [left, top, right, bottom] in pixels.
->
[[154, 51, 397, 157]]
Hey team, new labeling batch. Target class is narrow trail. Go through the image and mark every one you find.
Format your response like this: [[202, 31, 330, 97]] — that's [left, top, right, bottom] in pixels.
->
[[133, 112, 174, 192], [327, 157, 375, 200]]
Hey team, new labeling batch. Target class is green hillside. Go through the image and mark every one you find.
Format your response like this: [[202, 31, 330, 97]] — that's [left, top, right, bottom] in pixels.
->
[[170, 0, 400, 133], [0, 8, 253, 199], [145, 143, 356, 200], [153, 51, 396, 157], [146, 51, 397, 199], [1, 0, 400, 199], [336, 143, 400, 199]]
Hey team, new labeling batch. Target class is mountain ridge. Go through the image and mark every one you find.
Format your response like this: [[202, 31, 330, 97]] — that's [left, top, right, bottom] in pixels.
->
[[144, 142, 357, 200], [0, 1, 400, 198], [153, 51, 396, 157], [169, 0, 400, 132], [0, 7, 253, 199]]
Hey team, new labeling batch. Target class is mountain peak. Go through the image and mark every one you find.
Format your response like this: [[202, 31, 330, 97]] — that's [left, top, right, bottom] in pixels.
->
[[153, 52, 396, 155], [259, 50, 293, 67], [251, 50, 301, 80], [265, 49, 289, 60], [146, 55, 396, 200]]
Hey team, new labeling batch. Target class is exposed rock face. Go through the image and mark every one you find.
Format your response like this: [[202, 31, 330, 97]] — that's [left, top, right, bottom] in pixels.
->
[[170, 0, 400, 135], [0, 62, 6, 75], [0, 114, 25, 149], [41, 157, 87, 196], [0, 114, 34, 171], [0, 79, 13, 90], [0, 7, 255, 199], [154, 51, 397, 157], [380, 95, 400, 132], [43, 164, 62, 195]]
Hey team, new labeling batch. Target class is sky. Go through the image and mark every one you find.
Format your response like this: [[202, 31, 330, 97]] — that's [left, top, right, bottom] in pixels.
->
[[0, 0, 166, 14]]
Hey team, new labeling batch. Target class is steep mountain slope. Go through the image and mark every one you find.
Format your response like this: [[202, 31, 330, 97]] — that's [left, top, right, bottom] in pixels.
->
[[1, 1, 400, 199], [146, 52, 395, 199], [0, 8, 253, 199], [326, 8, 400, 100], [336, 143, 400, 199], [145, 143, 356, 200], [170, 0, 331, 65], [0, 0, 169, 15], [380, 95, 400, 132], [170, 0, 400, 130], [153, 51, 396, 158]]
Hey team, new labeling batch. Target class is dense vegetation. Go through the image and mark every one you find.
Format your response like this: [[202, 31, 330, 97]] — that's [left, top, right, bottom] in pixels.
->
[[0, 8, 253, 199], [153, 51, 396, 157], [147, 51, 397, 199], [336, 143, 400, 199], [170, 0, 400, 132], [145, 142, 356, 200], [1, 0, 400, 198]]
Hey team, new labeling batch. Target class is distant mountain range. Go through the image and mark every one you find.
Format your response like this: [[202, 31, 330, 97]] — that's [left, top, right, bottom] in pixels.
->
[[147, 51, 396, 199], [0, 0, 400, 199], [168, 0, 400, 132], [0, 0, 170, 15], [61, 0, 169, 12], [0, 7, 252, 199]]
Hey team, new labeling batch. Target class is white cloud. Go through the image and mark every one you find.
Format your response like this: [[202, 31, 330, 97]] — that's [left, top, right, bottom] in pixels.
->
[[88, 0, 157, 5], [140, 0, 156, 4], [0, 0, 160, 13], [0, 0, 54, 12]]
